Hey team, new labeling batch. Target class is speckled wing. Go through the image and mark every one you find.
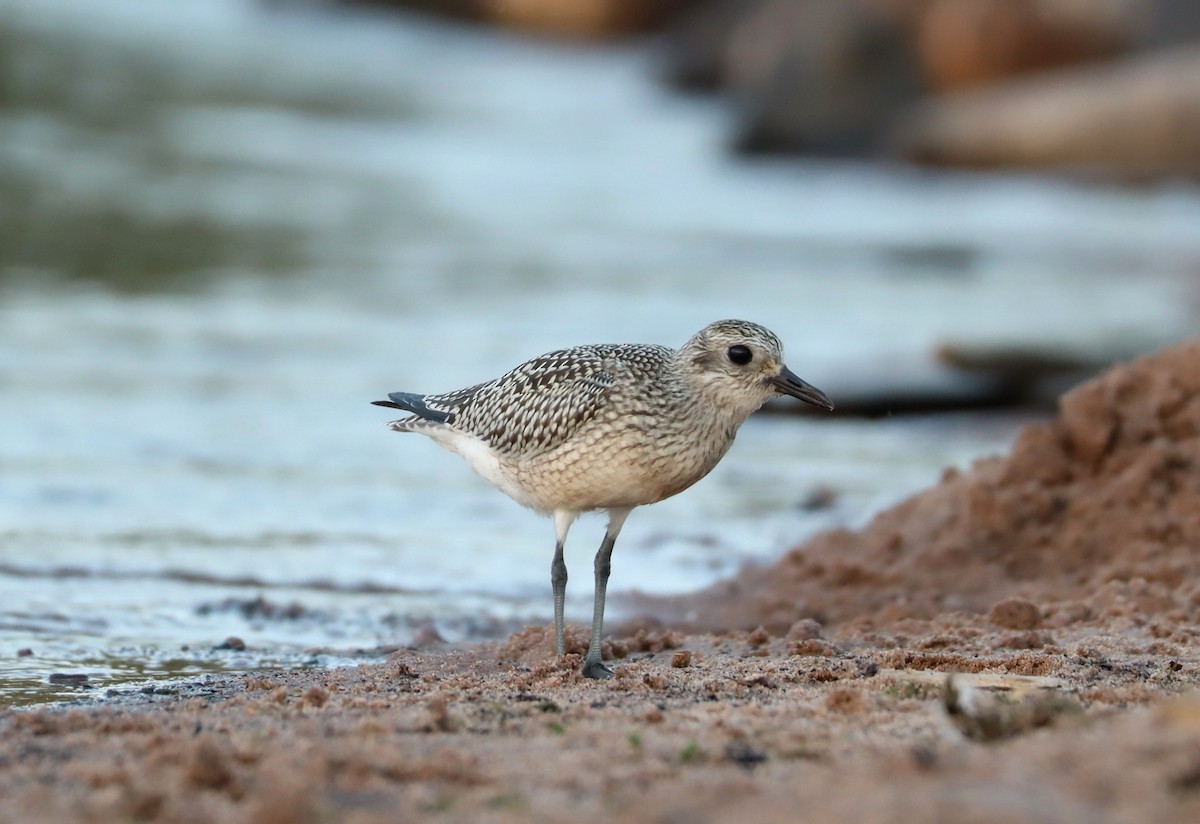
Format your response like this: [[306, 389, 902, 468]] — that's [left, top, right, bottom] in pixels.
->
[[426, 344, 667, 457]]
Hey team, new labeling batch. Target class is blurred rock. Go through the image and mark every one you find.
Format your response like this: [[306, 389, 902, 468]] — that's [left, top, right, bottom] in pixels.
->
[[916, 0, 1132, 93], [662, 0, 764, 92], [942, 675, 1081, 743], [338, 0, 482, 24], [724, 0, 923, 155], [1137, 0, 1200, 49], [892, 45, 1200, 179], [935, 340, 1128, 404], [663, 0, 935, 95], [340, 0, 703, 37], [767, 366, 1022, 417], [485, 0, 702, 37]]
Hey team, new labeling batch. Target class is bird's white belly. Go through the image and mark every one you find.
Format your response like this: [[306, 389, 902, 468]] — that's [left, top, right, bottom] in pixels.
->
[[427, 428, 540, 510]]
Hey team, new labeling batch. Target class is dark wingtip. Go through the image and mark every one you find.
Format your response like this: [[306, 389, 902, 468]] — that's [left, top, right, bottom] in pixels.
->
[[374, 392, 452, 424]]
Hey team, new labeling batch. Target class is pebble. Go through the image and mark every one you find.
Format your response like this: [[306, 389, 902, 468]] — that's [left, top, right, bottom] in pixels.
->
[[48, 673, 90, 686]]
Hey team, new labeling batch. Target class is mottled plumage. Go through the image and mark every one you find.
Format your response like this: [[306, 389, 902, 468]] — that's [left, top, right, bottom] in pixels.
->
[[416, 345, 637, 456], [374, 320, 833, 678]]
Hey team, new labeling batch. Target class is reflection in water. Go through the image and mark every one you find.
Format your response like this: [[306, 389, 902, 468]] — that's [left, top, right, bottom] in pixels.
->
[[2, 0, 1199, 704]]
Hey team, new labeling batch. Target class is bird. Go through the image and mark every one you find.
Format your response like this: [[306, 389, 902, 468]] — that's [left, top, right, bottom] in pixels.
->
[[372, 319, 834, 679]]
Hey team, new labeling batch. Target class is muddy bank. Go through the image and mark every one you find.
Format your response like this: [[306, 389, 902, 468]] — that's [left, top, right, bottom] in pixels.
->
[[0, 636, 1197, 824], [3, 342, 1200, 823]]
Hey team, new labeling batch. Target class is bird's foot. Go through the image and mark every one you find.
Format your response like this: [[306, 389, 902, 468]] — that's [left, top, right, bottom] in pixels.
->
[[581, 659, 613, 680]]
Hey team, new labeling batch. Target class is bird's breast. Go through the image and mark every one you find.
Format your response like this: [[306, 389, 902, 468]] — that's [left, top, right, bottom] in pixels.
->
[[513, 413, 738, 512]]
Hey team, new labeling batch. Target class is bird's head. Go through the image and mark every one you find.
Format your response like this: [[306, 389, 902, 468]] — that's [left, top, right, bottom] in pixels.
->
[[677, 320, 834, 419]]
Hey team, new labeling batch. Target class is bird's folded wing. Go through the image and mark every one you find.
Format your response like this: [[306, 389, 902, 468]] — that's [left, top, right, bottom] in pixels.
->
[[428, 347, 622, 456]]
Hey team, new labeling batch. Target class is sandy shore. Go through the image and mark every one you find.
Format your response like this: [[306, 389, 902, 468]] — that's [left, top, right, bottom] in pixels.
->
[[4, 342, 1200, 823]]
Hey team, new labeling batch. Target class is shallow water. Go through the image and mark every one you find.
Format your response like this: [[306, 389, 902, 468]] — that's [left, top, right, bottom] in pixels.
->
[[2, 0, 1199, 705]]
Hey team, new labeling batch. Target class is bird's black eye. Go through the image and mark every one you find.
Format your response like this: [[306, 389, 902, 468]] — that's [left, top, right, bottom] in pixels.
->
[[727, 345, 753, 366]]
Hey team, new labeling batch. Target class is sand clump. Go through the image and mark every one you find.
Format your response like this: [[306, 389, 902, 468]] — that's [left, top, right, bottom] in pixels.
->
[[3, 342, 1200, 823], [660, 340, 1200, 650]]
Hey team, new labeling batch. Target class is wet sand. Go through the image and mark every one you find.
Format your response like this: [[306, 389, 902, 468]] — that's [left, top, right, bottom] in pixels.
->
[[4, 342, 1200, 823]]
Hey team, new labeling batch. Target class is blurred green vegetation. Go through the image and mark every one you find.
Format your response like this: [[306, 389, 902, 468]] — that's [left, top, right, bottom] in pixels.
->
[[0, 178, 308, 292], [0, 16, 416, 293]]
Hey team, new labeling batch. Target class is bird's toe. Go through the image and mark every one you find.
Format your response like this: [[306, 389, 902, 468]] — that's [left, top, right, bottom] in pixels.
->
[[581, 660, 614, 680]]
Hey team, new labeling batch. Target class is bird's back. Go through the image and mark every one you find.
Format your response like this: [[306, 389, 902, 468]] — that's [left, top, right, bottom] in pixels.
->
[[396, 343, 673, 455]]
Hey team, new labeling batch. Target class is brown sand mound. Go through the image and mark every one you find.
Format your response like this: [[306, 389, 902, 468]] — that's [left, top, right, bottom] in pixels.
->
[[656, 340, 1200, 637]]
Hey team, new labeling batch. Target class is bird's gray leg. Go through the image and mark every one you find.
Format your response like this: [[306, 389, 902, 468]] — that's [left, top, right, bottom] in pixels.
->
[[582, 507, 632, 680], [551, 511, 577, 658], [551, 543, 567, 656]]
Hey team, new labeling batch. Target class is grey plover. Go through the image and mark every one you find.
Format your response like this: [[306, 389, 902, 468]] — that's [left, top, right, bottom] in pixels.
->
[[373, 319, 833, 679]]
